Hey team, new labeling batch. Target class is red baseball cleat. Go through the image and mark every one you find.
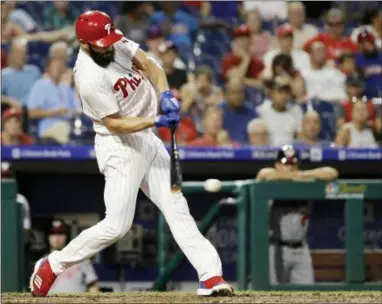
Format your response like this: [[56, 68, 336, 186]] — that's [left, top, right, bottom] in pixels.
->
[[197, 276, 234, 296], [29, 258, 57, 296]]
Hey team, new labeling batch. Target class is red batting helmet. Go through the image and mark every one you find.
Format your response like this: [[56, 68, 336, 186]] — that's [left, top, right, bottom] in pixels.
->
[[75, 10, 123, 47]]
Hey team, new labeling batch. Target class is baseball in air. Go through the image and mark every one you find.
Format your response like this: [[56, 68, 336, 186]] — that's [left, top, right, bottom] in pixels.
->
[[204, 179, 222, 192]]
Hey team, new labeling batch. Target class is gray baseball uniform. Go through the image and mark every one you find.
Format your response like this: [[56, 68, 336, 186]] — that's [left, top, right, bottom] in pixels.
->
[[269, 200, 314, 285]]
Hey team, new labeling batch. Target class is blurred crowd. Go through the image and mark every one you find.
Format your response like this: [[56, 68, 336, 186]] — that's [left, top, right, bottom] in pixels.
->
[[1, 1, 382, 148]]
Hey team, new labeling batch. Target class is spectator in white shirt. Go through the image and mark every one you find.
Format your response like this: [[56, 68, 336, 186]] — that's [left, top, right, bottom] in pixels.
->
[[301, 41, 347, 103], [263, 24, 311, 76], [257, 77, 303, 146], [287, 2, 319, 49], [243, 1, 288, 21], [335, 100, 378, 148]]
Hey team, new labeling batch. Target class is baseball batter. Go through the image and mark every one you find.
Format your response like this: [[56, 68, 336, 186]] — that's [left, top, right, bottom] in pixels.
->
[[256, 145, 338, 284], [30, 11, 232, 297]]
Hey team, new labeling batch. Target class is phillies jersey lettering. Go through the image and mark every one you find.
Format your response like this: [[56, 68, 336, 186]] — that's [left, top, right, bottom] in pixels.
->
[[114, 73, 142, 98], [73, 37, 158, 135]]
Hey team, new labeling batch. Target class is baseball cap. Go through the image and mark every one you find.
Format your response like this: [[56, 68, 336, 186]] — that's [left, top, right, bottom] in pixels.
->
[[233, 25, 252, 38], [49, 219, 68, 235], [357, 30, 376, 44], [276, 24, 294, 38], [146, 25, 163, 40], [2, 108, 21, 121], [276, 145, 300, 164], [158, 41, 177, 54], [346, 75, 365, 87]]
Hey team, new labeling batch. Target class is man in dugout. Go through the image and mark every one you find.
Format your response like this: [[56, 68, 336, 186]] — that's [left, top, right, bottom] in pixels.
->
[[256, 145, 338, 285], [35, 219, 100, 294]]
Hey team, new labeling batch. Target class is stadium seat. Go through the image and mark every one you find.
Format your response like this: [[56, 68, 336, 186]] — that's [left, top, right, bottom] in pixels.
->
[[28, 54, 45, 72], [28, 42, 50, 58]]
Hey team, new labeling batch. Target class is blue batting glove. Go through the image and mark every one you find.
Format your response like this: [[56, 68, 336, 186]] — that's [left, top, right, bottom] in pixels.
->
[[154, 112, 180, 128], [160, 90, 180, 114]]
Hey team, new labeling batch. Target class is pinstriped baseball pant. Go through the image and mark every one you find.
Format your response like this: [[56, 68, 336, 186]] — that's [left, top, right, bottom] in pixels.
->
[[49, 131, 222, 281]]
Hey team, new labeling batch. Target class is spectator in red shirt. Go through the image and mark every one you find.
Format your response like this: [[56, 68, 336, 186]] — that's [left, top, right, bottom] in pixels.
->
[[1, 108, 33, 145], [158, 116, 197, 145], [189, 107, 238, 147], [304, 8, 357, 60], [221, 24, 264, 88], [337, 75, 377, 129]]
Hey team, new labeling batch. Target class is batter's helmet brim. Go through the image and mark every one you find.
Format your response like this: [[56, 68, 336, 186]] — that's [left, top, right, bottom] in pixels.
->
[[88, 30, 123, 48]]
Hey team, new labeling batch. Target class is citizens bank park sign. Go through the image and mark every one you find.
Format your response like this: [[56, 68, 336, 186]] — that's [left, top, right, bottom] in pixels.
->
[[325, 181, 367, 199]]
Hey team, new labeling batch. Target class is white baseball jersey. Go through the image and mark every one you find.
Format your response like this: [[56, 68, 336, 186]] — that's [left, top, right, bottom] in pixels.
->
[[48, 260, 98, 294], [74, 37, 158, 135]]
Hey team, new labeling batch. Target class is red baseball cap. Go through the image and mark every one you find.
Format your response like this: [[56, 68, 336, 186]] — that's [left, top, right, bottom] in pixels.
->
[[276, 24, 294, 38], [233, 25, 252, 38], [75, 10, 123, 47], [357, 30, 376, 44], [2, 108, 21, 121], [49, 219, 68, 235]]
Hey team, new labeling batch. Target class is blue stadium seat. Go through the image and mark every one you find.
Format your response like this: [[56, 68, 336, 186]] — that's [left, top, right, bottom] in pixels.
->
[[87, 2, 118, 18], [194, 54, 221, 75], [301, 99, 338, 141], [28, 42, 50, 58], [17, 1, 45, 28], [196, 28, 231, 57], [28, 54, 45, 72], [69, 130, 95, 145]]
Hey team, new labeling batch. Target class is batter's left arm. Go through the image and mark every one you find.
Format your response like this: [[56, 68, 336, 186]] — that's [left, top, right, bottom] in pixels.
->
[[133, 49, 169, 93], [132, 49, 180, 114]]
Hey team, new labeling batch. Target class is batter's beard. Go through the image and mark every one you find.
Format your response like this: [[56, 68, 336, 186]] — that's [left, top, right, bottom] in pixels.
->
[[88, 45, 115, 68]]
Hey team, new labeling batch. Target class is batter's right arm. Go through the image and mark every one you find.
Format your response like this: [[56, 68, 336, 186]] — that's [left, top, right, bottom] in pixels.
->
[[102, 113, 155, 134], [102, 112, 180, 134]]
